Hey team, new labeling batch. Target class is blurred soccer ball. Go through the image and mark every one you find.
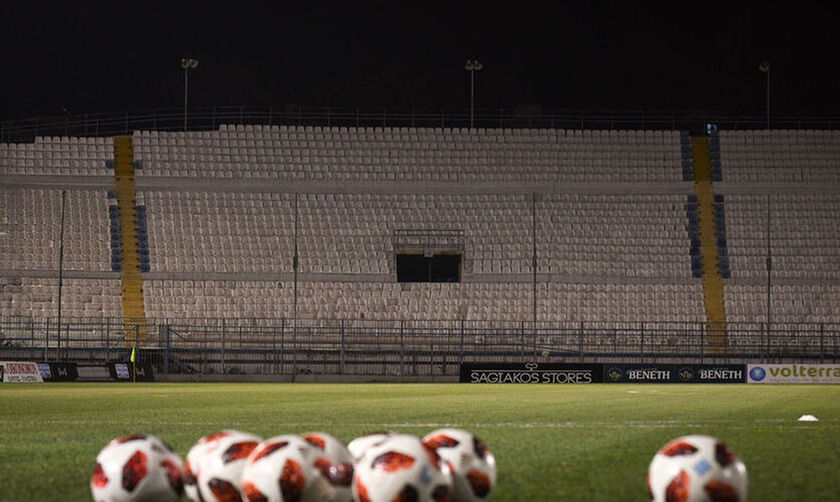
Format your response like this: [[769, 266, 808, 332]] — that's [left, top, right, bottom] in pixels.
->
[[189, 429, 262, 502], [346, 432, 392, 463], [90, 434, 184, 502], [303, 432, 355, 501], [240, 434, 318, 502], [648, 434, 748, 502], [422, 429, 496, 502], [352, 434, 452, 502]]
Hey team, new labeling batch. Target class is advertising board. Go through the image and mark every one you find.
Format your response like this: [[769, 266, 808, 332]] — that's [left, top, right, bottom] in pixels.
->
[[108, 362, 155, 382], [0, 361, 44, 383], [603, 364, 745, 383], [38, 362, 79, 382], [747, 364, 840, 384], [460, 362, 602, 384]]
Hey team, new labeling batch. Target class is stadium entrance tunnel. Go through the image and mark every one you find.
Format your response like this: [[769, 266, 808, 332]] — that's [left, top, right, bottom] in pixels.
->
[[396, 252, 461, 282]]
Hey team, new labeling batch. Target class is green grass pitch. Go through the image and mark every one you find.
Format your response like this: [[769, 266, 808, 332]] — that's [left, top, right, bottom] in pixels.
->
[[1, 383, 838, 501]]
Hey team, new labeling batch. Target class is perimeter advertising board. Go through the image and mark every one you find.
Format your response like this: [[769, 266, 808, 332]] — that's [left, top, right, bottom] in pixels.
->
[[748, 364, 840, 384], [460, 362, 603, 384], [0, 361, 44, 383], [603, 364, 746, 383], [108, 362, 155, 382], [37, 362, 79, 382]]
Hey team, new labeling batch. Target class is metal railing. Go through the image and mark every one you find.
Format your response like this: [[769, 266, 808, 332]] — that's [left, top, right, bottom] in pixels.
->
[[3, 106, 840, 142], [1, 317, 837, 376]]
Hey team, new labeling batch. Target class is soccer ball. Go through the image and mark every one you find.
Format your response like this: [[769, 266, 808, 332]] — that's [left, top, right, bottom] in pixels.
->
[[90, 434, 184, 502], [352, 434, 452, 502], [183, 431, 245, 502], [303, 432, 355, 501], [240, 434, 318, 502], [648, 435, 748, 502], [422, 429, 496, 501], [190, 429, 262, 502], [346, 432, 392, 463]]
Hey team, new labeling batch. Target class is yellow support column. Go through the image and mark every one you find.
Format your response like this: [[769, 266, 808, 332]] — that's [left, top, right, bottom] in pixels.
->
[[113, 136, 147, 345], [690, 137, 727, 352]]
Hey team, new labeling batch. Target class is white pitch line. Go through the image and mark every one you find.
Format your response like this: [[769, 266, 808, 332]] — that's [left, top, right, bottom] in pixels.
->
[[1, 419, 833, 430]]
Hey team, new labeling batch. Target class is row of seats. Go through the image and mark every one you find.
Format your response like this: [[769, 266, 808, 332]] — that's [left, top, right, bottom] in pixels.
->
[[130, 127, 683, 182], [4, 187, 838, 282], [0, 188, 111, 271], [0, 136, 113, 176], [4, 276, 838, 326], [724, 195, 840, 279], [726, 284, 840, 324], [719, 130, 840, 182], [0, 277, 122, 318], [140, 280, 704, 322], [141, 191, 693, 277], [4, 277, 834, 326]]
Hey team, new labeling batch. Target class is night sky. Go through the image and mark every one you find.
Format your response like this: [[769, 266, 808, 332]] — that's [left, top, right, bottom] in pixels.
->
[[1, 1, 838, 122]]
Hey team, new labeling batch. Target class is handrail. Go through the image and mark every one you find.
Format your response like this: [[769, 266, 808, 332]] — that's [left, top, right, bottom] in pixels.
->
[[3, 106, 839, 142]]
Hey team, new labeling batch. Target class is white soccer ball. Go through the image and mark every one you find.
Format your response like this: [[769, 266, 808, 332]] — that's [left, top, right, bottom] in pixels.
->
[[184, 431, 242, 502], [422, 429, 496, 501], [240, 434, 318, 502], [346, 432, 392, 463], [352, 434, 452, 502], [648, 435, 748, 502], [190, 429, 262, 502], [302, 432, 355, 502], [90, 434, 184, 502]]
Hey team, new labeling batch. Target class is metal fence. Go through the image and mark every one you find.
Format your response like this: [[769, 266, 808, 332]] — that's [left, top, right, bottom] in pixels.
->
[[1, 317, 837, 377], [3, 106, 840, 142]]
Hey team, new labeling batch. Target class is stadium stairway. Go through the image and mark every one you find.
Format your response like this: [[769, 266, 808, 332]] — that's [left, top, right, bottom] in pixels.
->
[[690, 136, 727, 352], [112, 136, 147, 345]]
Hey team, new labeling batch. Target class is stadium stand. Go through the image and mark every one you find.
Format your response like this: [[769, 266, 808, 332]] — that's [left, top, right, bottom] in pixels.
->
[[1, 125, 839, 364], [718, 130, 840, 182], [131, 126, 683, 182]]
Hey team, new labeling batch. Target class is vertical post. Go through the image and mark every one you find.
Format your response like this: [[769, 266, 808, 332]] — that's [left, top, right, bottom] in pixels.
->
[[399, 320, 405, 377], [766, 194, 772, 344], [766, 67, 771, 130], [340, 319, 346, 375], [162, 324, 169, 374], [532, 192, 538, 327], [221, 319, 226, 375], [183, 66, 189, 132], [280, 318, 285, 375], [293, 193, 299, 376], [465, 60, 482, 128], [470, 69, 475, 128], [459, 320, 465, 364], [44, 318, 50, 361], [578, 321, 584, 361], [820, 323, 824, 363], [56, 190, 67, 358]]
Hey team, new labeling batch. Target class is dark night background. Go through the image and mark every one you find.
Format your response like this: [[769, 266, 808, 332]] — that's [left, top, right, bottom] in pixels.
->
[[1, 1, 838, 122]]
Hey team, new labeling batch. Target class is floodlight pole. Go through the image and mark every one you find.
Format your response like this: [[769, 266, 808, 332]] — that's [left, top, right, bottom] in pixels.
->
[[465, 60, 483, 128], [765, 67, 770, 130], [759, 61, 770, 130], [181, 58, 199, 131]]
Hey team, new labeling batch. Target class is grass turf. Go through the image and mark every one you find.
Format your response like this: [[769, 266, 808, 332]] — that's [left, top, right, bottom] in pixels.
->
[[0, 383, 838, 501]]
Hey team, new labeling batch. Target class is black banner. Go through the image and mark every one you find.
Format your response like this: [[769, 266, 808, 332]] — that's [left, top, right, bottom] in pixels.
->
[[37, 362, 79, 382], [603, 364, 746, 383], [108, 362, 155, 382], [460, 362, 603, 384]]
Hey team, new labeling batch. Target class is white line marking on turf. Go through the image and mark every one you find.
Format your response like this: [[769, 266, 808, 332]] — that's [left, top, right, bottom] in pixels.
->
[[1, 418, 834, 430]]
